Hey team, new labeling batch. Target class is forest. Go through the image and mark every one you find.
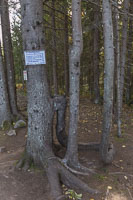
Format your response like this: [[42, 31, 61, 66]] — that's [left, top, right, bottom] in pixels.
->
[[0, 0, 133, 200]]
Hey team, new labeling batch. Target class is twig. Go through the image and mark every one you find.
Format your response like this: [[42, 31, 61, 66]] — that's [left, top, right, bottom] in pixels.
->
[[109, 171, 133, 178]]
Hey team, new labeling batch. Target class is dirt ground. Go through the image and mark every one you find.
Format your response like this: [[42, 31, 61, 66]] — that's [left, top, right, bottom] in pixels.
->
[[0, 96, 133, 200]]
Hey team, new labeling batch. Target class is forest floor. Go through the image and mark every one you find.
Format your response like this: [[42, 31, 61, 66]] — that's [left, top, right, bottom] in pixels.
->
[[0, 93, 133, 200]]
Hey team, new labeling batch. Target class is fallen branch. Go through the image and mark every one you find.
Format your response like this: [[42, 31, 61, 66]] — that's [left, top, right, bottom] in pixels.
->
[[109, 172, 133, 178]]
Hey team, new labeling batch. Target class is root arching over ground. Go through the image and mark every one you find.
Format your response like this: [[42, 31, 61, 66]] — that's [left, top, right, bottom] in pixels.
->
[[16, 153, 100, 200]]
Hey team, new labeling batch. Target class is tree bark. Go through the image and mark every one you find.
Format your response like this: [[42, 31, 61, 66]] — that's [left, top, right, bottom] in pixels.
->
[[64, 4, 69, 96], [120, 0, 129, 108], [125, 0, 133, 103], [100, 0, 115, 164], [116, 0, 129, 137], [64, 0, 83, 167], [20, 0, 98, 198], [1, 0, 19, 117], [54, 95, 67, 147], [93, 0, 100, 104], [51, 0, 58, 95], [0, 41, 11, 126], [113, 0, 121, 137], [20, 0, 54, 164]]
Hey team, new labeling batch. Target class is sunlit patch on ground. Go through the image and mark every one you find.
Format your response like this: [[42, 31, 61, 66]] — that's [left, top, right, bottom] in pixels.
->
[[108, 192, 129, 200]]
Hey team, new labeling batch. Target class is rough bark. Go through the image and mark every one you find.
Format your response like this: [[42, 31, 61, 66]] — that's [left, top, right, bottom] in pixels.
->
[[116, 0, 129, 137], [20, 0, 54, 164], [51, 0, 58, 95], [93, 0, 100, 104], [1, 0, 19, 117], [100, 0, 115, 164], [20, 0, 98, 198], [64, 0, 83, 167], [0, 41, 11, 126], [53, 95, 67, 147], [113, 0, 121, 137]]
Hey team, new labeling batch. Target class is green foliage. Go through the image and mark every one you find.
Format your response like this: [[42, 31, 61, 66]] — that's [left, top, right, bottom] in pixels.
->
[[1, 120, 11, 131], [65, 189, 82, 200], [94, 174, 107, 181], [11, 18, 23, 84]]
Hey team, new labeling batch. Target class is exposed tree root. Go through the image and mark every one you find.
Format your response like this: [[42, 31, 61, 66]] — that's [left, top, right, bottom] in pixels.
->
[[59, 158, 93, 176], [56, 132, 115, 165], [63, 157, 96, 176], [78, 142, 100, 151], [16, 153, 100, 200], [56, 131, 100, 151], [46, 158, 100, 200], [15, 155, 31, 171]]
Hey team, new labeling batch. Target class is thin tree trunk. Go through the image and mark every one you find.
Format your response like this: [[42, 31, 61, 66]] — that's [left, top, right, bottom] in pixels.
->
[[120, 0, 129, 106], [93, 0, 100, 104], [64, 0, 83, 167], [117, 0, 129, 137], [113, 0, 121, 136], [100, 0, 115, 164], [0, 41, 11, 126], [64, 6, 69, 96], [125, 1, 133, 102], [51, 0, 58, 95], [1, 0, 19, 116]]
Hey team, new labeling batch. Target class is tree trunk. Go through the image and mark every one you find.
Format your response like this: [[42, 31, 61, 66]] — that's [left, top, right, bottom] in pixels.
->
[[1, 0, 19, 117], [64, 0, 83, 167], [113, 0, 121, 136], [116, 0, 129, 137], [100, 0, 115, 164], [125, 1, 133, 103], [120, 0, 129, 107], [51, 0, 58, 95], [0, 41, 11, 126], [64, 6, 69, 96], [20, 0, 54, 163], [20, 0, 98, 199], [93, 0, 100, 104]]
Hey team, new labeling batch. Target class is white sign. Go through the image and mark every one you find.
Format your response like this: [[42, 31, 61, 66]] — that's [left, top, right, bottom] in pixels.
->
[[23, 70, 27, 80], [24, 50, 46, 65]]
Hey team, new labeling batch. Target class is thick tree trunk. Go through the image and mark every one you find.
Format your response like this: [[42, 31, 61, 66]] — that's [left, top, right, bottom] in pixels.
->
[[100, 0, 115, 164], [93, 0, 100, 104], [51, 0, 58, 95], [0, 41, 11, 126], [1, 0, 19, 117], [20, 0, 98, 199], [64, 0, 83, 167], [20, 0, 54, 164]]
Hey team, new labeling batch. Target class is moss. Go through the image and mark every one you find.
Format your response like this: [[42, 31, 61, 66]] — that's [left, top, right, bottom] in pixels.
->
[[14, 120, 26, 128], [94, 173, 107, 181], [1, 120, 11, 131], [18, 122, 26, 128]]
